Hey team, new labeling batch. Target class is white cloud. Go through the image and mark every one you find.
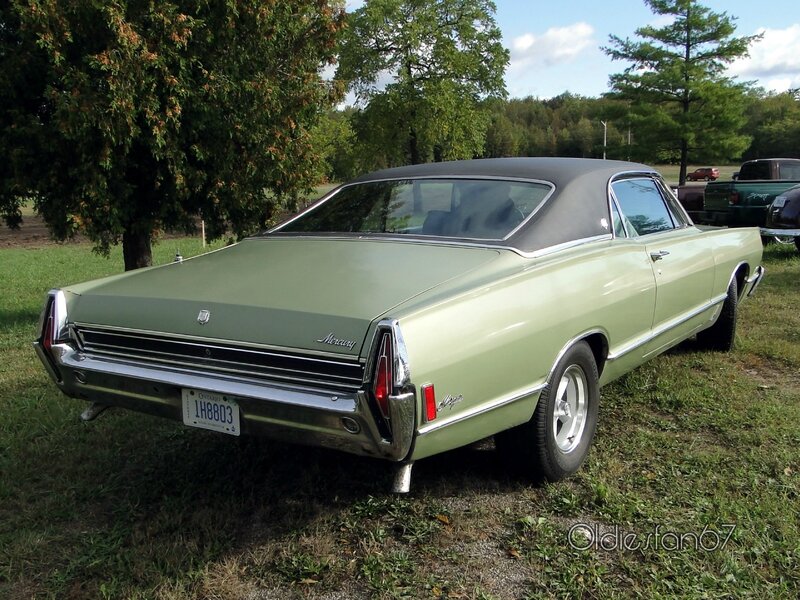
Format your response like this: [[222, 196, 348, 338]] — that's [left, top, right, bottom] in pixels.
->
[[729, 24, 800, 91], [509, 22, 595, 71]]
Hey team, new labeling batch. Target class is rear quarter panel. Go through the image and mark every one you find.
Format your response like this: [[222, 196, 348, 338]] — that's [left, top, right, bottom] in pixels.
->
[[392, 241, 658, 461]]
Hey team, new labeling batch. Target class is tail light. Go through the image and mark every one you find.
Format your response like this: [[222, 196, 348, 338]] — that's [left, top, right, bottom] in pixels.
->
[[37, 291, 69, 381], [372, 332, 393, 419], [41, 297, 57, 354], [367, 321, 414, 448], [729, 191, 740, 205]]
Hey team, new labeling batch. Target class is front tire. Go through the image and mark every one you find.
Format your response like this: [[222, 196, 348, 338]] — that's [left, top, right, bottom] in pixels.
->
[[697, 278, 738, 351], [496, 341, 599, 482]]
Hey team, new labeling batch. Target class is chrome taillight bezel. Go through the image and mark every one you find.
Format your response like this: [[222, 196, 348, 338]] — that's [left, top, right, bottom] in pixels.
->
[[364, 319, 413, 435], [36, 289, 70, 381]]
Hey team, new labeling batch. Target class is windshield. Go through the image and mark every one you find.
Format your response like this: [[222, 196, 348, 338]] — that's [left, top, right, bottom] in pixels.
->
[[274, 178, 553, 240]]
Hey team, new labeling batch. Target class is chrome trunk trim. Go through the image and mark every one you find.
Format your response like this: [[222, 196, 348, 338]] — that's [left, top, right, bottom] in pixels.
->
[[73, 324, 365, 394]]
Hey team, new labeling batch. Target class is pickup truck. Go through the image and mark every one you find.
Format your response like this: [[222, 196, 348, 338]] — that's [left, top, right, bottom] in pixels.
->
[[700, 158, 800, 228]]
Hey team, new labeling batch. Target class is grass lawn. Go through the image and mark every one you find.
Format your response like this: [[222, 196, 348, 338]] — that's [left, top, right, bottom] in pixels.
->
[[655, 164, 740, 187], [1, 239, 798, 599]]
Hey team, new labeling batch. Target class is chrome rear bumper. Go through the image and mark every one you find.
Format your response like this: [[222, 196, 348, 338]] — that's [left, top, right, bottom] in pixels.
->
[[746, 265, 766, 297], [760, 228, 800, 238], [34, 342, 415, 461]]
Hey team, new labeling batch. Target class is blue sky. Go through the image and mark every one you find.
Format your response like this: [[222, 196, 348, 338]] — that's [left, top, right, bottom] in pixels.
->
[[345, 0, 800, 99]]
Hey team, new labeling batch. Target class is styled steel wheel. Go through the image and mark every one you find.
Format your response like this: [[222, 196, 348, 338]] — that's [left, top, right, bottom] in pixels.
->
[[552, 365, 588, 453], [495, 341, 599, 482]]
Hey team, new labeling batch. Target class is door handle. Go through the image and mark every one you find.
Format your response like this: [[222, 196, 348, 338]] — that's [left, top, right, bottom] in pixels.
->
[[650, 250, 670, 262]]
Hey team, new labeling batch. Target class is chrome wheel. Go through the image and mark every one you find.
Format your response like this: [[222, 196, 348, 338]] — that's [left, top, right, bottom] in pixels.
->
[[552, 365, 588, 453]]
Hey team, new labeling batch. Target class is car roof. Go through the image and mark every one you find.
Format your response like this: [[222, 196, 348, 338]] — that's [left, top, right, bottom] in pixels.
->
[[350, 157, 657, 254], [352, 157, 652, 186]]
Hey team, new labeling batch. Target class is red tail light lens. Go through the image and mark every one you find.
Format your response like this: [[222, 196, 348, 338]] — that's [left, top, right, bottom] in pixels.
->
[[373, 333, 393, 419], [42, 315, 55, 352], [422, 384, 437, 422]]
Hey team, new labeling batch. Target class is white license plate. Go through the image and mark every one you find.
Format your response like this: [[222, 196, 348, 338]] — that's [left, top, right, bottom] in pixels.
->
[[182, 388, 240, 436], [773, 196, 787, 208]]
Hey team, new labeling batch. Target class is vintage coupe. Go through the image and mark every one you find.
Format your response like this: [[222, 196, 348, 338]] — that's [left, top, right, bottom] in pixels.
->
[[35, 158, 764, 492]]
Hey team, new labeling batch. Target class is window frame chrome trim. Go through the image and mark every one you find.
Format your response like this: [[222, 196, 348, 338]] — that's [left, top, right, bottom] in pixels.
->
[[267, 175, 557, 243]]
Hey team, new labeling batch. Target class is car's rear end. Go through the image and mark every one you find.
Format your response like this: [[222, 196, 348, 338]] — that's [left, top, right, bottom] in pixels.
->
[[702, 181, 800, 227], [33, 237, 504, 465], [761, 184, 800, 250]]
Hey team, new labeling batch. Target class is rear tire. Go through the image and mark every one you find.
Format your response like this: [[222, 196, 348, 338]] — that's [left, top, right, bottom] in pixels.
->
[[697, 278, 738, 351], [496, 341, 599, 482]]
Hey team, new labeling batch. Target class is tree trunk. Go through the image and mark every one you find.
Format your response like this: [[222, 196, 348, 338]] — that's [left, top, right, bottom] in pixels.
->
[[679, 138, 688, 186], [409, 125, 421, 165], [122, 228, 153, 271]]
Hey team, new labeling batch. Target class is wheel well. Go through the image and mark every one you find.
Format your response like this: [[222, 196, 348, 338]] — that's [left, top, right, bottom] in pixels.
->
[[734, 264, 749, 300], [582, 333, 609, 376]]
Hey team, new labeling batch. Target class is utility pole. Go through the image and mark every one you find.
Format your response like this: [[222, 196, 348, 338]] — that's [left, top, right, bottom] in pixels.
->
[[600, 120, 607, 160]]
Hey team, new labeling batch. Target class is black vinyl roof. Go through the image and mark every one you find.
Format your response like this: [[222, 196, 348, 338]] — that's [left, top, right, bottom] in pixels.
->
[[352, 157, 657, 253]]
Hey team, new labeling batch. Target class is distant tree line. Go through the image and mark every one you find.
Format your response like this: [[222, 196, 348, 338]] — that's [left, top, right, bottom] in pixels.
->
[[312, 88, 800, 182]]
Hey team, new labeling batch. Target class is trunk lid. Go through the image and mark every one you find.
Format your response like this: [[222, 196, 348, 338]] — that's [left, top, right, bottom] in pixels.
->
[[66, 237, 502, 356]]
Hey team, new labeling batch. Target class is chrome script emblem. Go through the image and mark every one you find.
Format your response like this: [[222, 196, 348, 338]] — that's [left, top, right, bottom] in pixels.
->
[[316, 332, 356, 350], [197, 310, 211, 325], [438, 394, 464, 411]]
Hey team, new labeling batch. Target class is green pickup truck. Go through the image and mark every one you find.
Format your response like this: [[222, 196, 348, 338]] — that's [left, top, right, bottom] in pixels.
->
[[701, 158, 800, 228]]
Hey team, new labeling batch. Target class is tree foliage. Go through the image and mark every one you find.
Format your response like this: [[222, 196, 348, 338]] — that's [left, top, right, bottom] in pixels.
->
[[743, 90, 800, 159], [0, 1, 344, 269], [337, 0, 508, 166], [603, 0, 759, 184]]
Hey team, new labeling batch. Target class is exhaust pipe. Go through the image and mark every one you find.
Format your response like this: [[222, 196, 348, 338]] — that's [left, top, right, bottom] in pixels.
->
[[80, 402, 110, 422]]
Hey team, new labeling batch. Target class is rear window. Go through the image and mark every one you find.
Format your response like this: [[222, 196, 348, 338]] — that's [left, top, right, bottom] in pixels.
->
[[739, 162, 771, 180], [274, 179, 553, 240], [779, 161, 800, 179]]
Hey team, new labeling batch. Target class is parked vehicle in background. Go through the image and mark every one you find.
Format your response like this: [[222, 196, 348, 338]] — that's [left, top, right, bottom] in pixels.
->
[[701, 158, 800, 230], [686, 167, 720, 181], [34, 158, 765, 493], [761, 184, 800, 252]]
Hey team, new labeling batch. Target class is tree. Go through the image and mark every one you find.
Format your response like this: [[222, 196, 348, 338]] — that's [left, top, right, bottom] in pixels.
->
[[603, 0, 759, 183], [337, 0, 508, 167], [743, 90, 800, 159], [1, 1, 344, 270]]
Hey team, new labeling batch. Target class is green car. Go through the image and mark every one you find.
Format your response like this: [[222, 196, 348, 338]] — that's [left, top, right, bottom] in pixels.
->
[[35, 158, 765, 492]]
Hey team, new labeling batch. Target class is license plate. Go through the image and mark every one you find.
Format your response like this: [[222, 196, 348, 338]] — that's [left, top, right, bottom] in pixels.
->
[[182, 388, 240, 436], [773, 196, 787, 208]]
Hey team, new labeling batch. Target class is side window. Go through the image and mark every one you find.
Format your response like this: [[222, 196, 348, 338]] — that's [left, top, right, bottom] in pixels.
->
[[610, 200, 627, 237], [611, 178, 676, 236], [655, 178, 690, 227]]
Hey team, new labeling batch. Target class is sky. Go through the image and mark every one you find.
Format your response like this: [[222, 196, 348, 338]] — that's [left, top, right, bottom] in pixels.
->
[[344, 0, 800, 99]]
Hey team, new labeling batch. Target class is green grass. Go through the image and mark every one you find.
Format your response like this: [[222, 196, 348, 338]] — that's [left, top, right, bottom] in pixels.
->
[[1, 240, 799, 599], [655, 164, 740, 186]]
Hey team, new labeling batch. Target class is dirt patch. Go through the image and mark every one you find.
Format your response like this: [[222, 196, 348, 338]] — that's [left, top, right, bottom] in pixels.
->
[[0, 214, 87, 248], [736, 356, 800, 394]]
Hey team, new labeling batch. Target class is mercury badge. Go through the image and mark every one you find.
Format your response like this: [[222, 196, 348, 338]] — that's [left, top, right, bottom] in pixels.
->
[[197, 309, 211, 325], [316, 332, 357, 350]]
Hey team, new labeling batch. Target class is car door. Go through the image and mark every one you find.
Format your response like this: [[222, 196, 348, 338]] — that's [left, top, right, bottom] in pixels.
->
[[611, 176, 716, 357]]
